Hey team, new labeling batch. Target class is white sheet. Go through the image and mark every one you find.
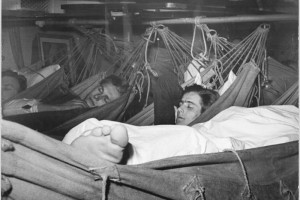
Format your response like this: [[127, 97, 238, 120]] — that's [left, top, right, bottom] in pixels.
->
[[63, 105, 299, 165]]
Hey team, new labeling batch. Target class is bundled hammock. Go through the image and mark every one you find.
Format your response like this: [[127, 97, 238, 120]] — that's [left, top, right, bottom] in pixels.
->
[[2, 120, 298, 200], [272, 82, 298, 106], [261, 57, 298, 105]]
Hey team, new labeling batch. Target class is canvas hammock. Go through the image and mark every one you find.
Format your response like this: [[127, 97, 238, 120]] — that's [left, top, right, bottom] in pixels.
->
[[43, 89, 136, 140], [3, 26, 124, 103], [2, 120, 298, 200], [190, 62, 260, 125], [4, 88, 136, 141], [126, 61, 260, 126], [3, 67, 137, 139], [184, 23, 268, 84], [125, 24, 268, 127]]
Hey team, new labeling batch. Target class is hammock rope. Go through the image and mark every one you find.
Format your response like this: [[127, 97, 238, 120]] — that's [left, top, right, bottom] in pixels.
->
[[33, 25, 132, 86], [191, 23, 270, 105], [224, 149, 257, 200]]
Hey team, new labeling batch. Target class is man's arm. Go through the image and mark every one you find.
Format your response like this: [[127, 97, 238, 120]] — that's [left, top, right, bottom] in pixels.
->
[[3, 98, 88, 116], [37, 100, 86, 112]]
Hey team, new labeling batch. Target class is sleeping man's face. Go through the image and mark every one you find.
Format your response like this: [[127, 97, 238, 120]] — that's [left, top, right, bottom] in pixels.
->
[[85, 82, 121, 107], [2, 76, 21, 102], [175, 91, 202, 125]]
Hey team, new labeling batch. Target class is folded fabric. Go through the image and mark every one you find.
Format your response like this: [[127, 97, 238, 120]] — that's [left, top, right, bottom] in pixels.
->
[[193, 105, 299, 151], [63, 105, 299, 165]]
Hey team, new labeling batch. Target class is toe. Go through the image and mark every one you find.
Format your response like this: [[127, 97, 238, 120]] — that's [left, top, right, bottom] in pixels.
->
[[110, 125, 128, 148], [102, 126, 111, 136], [90, 127, 103, 136]]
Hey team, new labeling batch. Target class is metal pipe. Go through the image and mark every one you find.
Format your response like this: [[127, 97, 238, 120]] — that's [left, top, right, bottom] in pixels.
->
[[144, 14, 298, 25], [35, 14, 297, 27], [35, 19, 109, 27]]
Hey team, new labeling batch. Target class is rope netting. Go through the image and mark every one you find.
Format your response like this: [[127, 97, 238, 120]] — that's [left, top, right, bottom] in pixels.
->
[[115, 25, 202, 106], [35, 26, 131, 86], [32, 22, 270, 106], [186, 23, 270, 106], [115, 24, 202, 84]]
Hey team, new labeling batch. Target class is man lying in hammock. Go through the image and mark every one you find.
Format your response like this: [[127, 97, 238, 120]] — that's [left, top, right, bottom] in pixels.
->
[[63, 83, 298, 165], [2, 75, 128, 116], [2, 70, 27, 103]]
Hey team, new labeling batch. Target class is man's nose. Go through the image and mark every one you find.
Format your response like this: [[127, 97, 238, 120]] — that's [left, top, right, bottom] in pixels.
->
[[93, 93, 103, 101], [177, 106, 184, 114]]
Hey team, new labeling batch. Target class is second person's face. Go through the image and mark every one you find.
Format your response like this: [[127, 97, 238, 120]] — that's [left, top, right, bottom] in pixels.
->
[[2, 76, 21, 102], [175, 91, 202, 125], [85, 82, 121, 107]]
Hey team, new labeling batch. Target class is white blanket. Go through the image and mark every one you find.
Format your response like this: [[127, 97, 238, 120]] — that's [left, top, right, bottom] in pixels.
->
[[63, 105, 299, 165]]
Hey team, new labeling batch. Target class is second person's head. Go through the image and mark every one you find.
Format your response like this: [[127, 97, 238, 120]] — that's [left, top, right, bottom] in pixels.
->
[[85, 75, 128, 107]]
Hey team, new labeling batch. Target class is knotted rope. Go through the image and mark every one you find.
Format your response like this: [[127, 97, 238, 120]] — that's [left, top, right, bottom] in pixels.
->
[[224, 149, 257, 200]]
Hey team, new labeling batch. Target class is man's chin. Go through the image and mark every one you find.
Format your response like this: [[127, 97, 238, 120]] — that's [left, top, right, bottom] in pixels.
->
[[176, 119, 187, 125]]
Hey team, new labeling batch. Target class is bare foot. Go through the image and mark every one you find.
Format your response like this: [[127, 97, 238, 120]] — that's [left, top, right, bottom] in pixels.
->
[[71, 124, 129, 163]]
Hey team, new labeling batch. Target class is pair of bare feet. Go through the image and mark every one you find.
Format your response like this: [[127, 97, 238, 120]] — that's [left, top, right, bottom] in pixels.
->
[[70, 124, 129, 163]]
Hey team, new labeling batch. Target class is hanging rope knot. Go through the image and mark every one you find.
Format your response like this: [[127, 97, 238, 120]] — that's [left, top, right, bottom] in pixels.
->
[[194, 187, 206, 200], [150, 21, 157, 27], [88, 166, 121, 200], [155, 24, 166, 30], [135, 71, 145, 102], [260, 23, 270, 30], [183, 176, 206, 200], [145, 63, 159, 77], [206, 29, 217, 42], [194, 16, 205, 26], [223, 149, 257, 200], [198, 53, 208, 61], [101, 174, 108, 200], [257, 24, 270, 33]]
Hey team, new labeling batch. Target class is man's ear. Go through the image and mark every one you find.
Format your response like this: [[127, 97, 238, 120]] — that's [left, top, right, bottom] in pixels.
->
[[174, 106, 178, 122]]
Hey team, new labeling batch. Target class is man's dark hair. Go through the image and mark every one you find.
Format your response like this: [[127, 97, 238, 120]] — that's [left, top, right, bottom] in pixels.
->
[[183, 84, 219, 113], [100, 75, 129, 95], [2, 70, 27, 92]]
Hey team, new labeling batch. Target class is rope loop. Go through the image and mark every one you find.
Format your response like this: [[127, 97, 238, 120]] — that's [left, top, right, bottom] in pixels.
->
[[224, 149, 257, 200], [135, 71, 145, 102], [258, 24, 270, 33], [101, 175, 108, 200], [194, 16, 205, 26], [145, 63, 159, 77], [194, 187, 206, 200]]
